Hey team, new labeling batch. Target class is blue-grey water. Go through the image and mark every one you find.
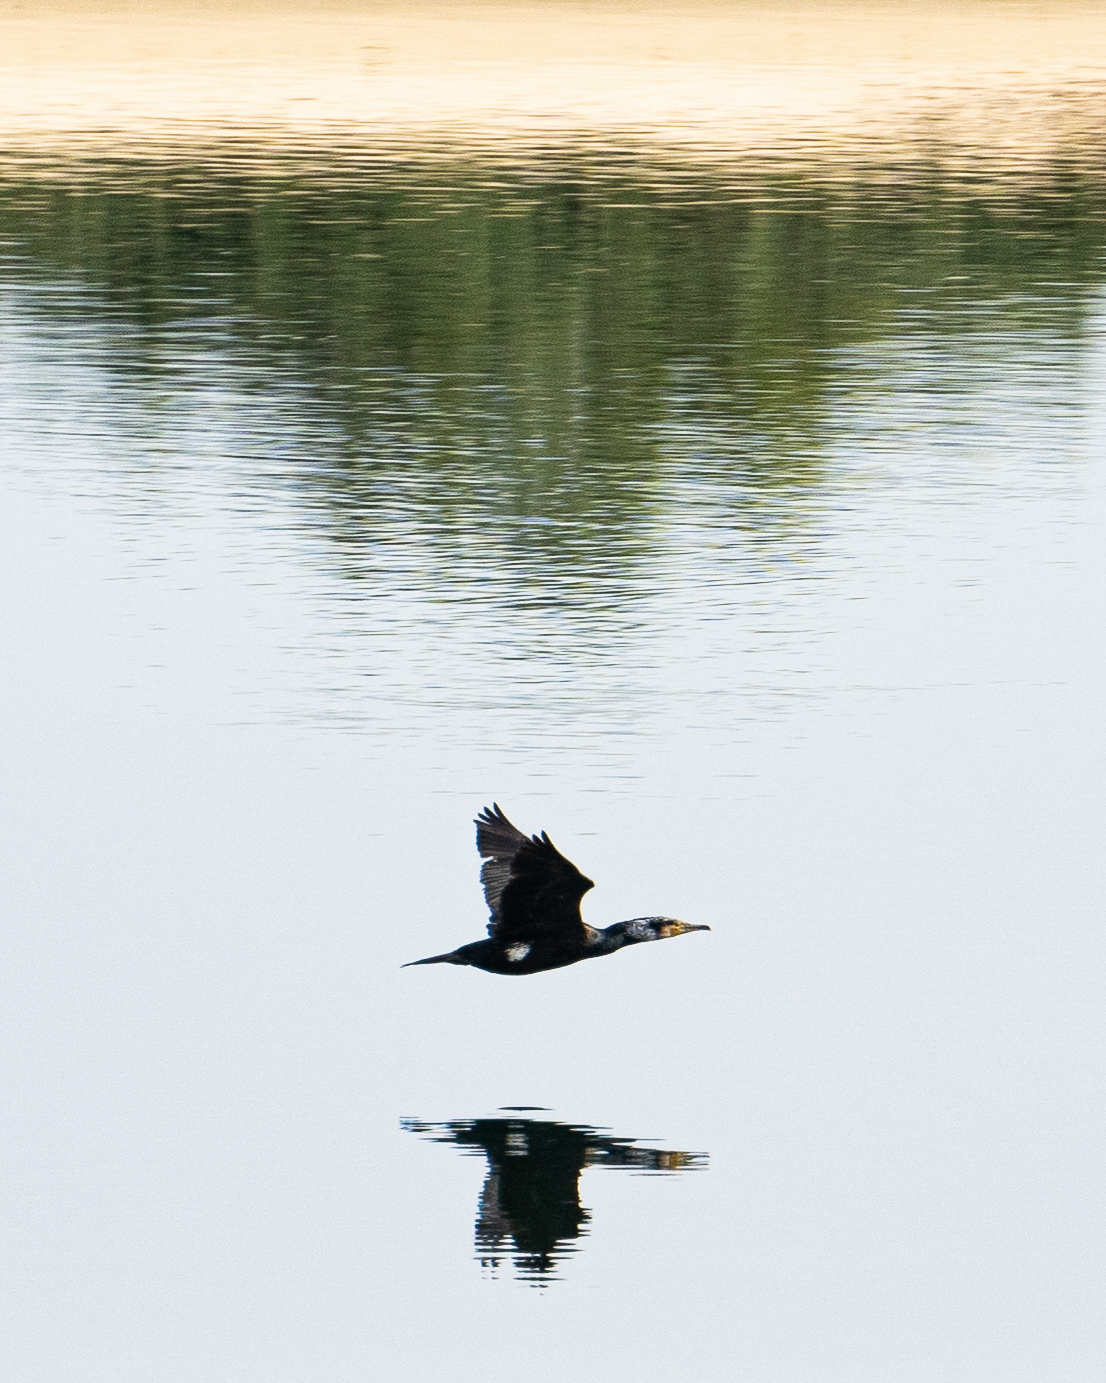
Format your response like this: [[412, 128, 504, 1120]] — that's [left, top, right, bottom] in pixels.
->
[[2, 64, 1106, 1383]]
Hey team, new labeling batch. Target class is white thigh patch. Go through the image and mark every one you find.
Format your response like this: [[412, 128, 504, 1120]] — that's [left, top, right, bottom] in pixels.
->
[[506, 942, 532, 963]]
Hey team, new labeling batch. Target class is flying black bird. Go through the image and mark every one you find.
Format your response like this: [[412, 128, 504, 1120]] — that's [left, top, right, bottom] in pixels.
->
[[403, 804, 709, 975]]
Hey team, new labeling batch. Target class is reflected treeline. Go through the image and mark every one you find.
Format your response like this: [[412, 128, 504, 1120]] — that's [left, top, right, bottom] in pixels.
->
[[2, 152, 1104, 630], [403, 1110, 707, 1283]]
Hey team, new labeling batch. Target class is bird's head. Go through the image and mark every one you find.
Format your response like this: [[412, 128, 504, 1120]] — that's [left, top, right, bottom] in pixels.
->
[[622, 916, 710, 944]]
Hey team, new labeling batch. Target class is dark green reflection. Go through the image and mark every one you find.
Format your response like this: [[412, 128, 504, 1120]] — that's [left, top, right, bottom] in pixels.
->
[[403, 1110, 707, 1283], [2, 153, 1103, 637]]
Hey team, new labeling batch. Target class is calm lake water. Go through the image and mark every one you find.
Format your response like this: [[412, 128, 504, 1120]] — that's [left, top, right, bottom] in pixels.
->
[[2, 4, 1106, 1379]]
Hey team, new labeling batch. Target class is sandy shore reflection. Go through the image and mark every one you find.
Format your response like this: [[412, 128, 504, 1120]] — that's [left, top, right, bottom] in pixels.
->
[[4, 1, 1106, 167]]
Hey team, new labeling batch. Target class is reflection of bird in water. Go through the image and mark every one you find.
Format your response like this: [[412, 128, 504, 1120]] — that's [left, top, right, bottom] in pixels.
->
[[404, 804, 709, 975], [403, 1113, 708, 1282]]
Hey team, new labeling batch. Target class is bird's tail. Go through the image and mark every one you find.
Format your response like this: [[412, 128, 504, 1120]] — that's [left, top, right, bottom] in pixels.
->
[[402, 950, 465, 968]]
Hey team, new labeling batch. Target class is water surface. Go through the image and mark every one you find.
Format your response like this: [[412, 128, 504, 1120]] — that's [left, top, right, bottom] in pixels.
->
[[2, 6, 1105, 1380]]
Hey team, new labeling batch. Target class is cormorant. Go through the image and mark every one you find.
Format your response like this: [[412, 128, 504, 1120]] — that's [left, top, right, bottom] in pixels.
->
[[403, 804, 709, 975]]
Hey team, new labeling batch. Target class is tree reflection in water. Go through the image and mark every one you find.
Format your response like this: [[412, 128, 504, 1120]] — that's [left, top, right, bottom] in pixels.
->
[[402, 1110, 707, 1283]]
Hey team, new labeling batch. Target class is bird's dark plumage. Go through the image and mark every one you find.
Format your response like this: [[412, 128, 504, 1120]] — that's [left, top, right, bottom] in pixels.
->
[[477, 803, 596, 946], [404, 804, 708, 976]]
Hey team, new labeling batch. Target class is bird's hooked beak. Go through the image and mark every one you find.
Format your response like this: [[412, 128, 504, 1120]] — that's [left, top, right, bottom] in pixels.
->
[[661, 920, 710, 938]]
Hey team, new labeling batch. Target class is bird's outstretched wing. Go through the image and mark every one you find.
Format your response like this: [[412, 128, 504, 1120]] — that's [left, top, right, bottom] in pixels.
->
[[475, 804, 595, 945]]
